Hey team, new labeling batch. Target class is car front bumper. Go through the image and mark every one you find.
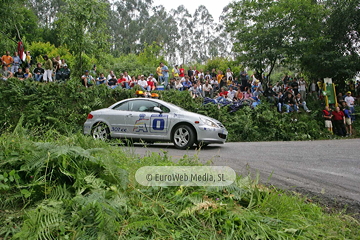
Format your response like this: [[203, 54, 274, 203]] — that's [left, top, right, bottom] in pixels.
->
[[196, 125, 228, 144]]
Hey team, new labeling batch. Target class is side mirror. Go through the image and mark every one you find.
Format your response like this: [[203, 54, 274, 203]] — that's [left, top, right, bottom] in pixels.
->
[[153, 106, 163, 113]]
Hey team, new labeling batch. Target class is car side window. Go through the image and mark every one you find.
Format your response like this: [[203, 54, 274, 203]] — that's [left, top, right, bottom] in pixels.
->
[[113, 101, 129, 111], [129, 100, 158, 112], [159, 104, 170, 113]]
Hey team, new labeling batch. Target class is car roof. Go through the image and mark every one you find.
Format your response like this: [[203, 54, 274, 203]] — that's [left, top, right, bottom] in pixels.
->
[[109, 98, 173, 109]]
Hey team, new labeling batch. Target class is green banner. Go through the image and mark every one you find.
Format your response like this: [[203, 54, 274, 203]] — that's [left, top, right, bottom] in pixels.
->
[[325, 83, 336, 104]]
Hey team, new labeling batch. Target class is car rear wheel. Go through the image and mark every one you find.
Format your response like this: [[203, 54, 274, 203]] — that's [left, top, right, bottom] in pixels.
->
[[91, 122, 110, 141], [173, 125, 195, 150]]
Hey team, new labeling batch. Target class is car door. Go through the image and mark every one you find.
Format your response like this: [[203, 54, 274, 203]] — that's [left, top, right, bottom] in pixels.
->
[[105, 101, 131, 137], [125, 100, 170, 139]]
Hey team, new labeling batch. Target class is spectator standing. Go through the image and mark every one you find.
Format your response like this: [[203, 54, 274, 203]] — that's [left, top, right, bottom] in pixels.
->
[[11, 51, 22, 73], [322, 106, 333, 133], [239, 69, 248, 91], [226, 68, 233, 80], [187, 66, 193, 78], [344, 91, 355, 122], [156, 63, 163, 82], [160, 62, 169, 88], [179, 64, 185, 78], [24, 51, 33, 69], [332, 107, 346, 137], [291, 78, 299, 95], [341, 102, 352, 136], [298, 77, 307, 100], [43, 55, 53, 82], [172, 65, 180, 80], [90, 65, 97, 78]]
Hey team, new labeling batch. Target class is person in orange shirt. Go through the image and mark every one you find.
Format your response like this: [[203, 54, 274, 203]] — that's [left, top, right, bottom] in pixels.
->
[[1, 51, 13, 68], [216, 70, 223, 84]]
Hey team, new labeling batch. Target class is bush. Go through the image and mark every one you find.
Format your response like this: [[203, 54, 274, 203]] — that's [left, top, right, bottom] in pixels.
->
[[0, 79, 331, 141]]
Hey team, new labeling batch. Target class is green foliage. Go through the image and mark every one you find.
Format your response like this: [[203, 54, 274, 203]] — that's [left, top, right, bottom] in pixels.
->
[[0, 79, 133, 135], [203, 57, 242, 76], [0, 79, 332, 142], [28, 41, 75, 68], [0, 130, 359, 239]]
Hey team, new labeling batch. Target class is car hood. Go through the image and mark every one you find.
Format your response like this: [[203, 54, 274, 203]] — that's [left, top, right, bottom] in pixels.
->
[[173, 110, 223, 125]]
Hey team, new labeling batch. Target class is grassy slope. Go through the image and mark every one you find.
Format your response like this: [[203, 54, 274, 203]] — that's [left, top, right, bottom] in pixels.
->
[[0, 126, 359, 239]]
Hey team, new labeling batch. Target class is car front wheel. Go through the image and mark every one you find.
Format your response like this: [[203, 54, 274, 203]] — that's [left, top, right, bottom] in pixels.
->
[[91, 122, 110, 141], [172, 125, 195, 150]]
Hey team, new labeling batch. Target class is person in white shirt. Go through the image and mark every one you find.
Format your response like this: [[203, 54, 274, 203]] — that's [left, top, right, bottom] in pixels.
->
[[227, 86, 237, 101], [137, 75, 148, 90], [226, 68, 233, 80], [175, 79, 183, 91], [202, 80, 213, 97], [198, 70, 204, 80], [298, 77, 307, 100], [272, 82, 282, 94], [345, 91, 356, 122], [107, 70, 116, 80]]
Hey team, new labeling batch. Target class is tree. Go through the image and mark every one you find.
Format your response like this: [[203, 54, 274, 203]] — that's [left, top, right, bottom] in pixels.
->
[[224, 0, 324, 82], [299, 0, 360, 88], [57, 0, 110, 75]]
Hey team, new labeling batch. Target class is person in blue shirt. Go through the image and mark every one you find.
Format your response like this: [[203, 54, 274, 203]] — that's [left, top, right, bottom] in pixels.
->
[[182, 76, 192, 90], [342, 102, 352, 136], [160, 62, 169, 88], [11, 51, 22, 73]]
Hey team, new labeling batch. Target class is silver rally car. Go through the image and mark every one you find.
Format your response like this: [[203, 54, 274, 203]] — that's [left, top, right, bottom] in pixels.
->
[[84, 98, 228, 149]]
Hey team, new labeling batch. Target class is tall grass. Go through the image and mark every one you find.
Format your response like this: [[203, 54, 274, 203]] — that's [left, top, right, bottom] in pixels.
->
[[0, 126, 359, 239]]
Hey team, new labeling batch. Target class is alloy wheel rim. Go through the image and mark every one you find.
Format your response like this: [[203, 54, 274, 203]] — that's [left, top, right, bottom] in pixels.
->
[[93, 125, 108, 140], [174, 128, 189, 147]]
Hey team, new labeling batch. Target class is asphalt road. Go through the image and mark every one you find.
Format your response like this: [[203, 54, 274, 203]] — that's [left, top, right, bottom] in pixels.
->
[[123, 139, 360, 213]]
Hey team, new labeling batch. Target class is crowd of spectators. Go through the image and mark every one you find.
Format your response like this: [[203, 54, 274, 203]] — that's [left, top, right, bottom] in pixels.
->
[[323, 91, 356, 137], [1, 49, 359, 134], [0, 50, 70, 82]]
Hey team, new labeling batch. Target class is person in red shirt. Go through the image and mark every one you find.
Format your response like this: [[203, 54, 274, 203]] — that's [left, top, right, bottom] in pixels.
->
[[219, 87, 228, 97], [147, 75, 156, 91], [322, 106, 333, 133], [179, 64, 185, 78], [332, 107, 346, 136], [117, 74, 129, 89]]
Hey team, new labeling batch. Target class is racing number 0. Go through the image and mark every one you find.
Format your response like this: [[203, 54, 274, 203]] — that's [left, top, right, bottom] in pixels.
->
[[150, 115, 168, 133], [152, 118, 165, 130]]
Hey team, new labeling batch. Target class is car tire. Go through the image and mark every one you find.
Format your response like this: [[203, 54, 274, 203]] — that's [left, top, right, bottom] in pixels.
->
[[91, 122, 110, 141], [172, 125, 195, 150]]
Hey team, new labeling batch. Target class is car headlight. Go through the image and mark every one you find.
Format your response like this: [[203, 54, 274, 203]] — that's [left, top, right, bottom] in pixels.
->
[[200, 117, 219, 128]]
